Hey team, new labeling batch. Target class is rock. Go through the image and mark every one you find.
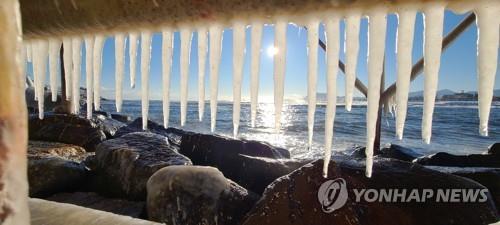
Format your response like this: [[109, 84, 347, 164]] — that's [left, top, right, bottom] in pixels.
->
[[47, 192, 146, 218], [242, 157, 499, 225], [147, 166, 259, 225], [28, 140, 89, 162], [28, 157, 89, 198], [348, 145, 370, 158], [92, 114, 126, 138], [413, 152, 500, 168], [114, 118, 170, 138], [350, 144, 422, 162], [29, 113, 107, 151], [487, 143, 500, 155], [95, 132, 192, 200], [111, 113, 132, 123], [426, 166, 500, 214], [94, 111, 109, 117]]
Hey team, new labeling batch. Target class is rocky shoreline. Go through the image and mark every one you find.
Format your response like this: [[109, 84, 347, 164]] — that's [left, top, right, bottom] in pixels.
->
[[27, 112, 500, 225]]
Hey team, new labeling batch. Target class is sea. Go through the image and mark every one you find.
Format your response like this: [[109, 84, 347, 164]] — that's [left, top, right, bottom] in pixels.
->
[[100, 100, 500, 159]]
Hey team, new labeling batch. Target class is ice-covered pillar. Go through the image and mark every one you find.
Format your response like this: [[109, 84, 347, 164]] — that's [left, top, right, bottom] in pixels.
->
[[0, 0, 30, 224]]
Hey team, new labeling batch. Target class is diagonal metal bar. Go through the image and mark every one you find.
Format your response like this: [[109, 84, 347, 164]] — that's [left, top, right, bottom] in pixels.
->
[[318, 39, 369, 97], [380, 13, 476, 101]]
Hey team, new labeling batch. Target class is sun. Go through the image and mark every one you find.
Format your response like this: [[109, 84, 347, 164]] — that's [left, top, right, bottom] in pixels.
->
[[266, 46, 279, 57]]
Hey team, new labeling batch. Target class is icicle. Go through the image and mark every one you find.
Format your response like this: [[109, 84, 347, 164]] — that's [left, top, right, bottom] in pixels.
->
[[141, 31, 152, 130], [232, 21, 246, 137], [307, 19, 319, 147], [93, 35, 105, 110], [395, 7, 417, 140], [180, 28, 192, 127], [422, 4, 445, 144], [115, 33, 125, 112], [476, 2, 500, 136], [209, 24, 223, 132], [85, 36, 94, 119], [344, 12, 361, 111], [129, 32, 139, 88], [198, 28, 208, 122], [26, 41, 33, 62], [323, 15, 340, 178], [48, 38, 61, 102], [365, 9, 387, 178], [250, 21, 263, 128], [162, 29, 173, 128], [32, 40, 49, 119], [62, 37, 73, 100], [274, 18, 287, 131], [71, 37, 82, 114]]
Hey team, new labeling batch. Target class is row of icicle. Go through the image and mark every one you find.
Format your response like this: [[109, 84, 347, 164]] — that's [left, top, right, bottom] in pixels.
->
[[24, 2, 499, 178]]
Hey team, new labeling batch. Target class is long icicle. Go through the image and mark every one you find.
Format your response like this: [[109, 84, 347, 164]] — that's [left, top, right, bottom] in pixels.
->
[[476, 2, 500, 136], [129, 32, 139, 88], [395, 7, 417, 140], [422, 3, 445, 144], [141, 31, 152, 130], [274, 18, 287, 131], [232, 21, 246, 137], [365, 9, 387, 178], [180, 28, 192, 127], [85, 36, 94, 119], [344, 12, 361, 111], [62, 37, 73, 100], [307, 19, 319, 147], [162, 29, 173, 128], [198, 28, 208, 122], [115, 33, 125, 112], [26, 41, 33, 62], [209, 24, 223, 132], [48, 38, 61, 102], [250, 21, 263, 128], [33, 40, 49, 119], [323, 15, 340, 178], [93, 35, 105, 110], [71, 37, 82, 114]]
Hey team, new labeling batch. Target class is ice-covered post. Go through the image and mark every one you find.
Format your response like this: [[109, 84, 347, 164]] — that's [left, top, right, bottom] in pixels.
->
[[0, 0, 30, 223]]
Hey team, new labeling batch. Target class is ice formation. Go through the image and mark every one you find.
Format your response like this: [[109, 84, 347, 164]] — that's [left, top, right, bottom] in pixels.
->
[[180, 28, 192, 127], [307, 19, 319, 147], [209, 24, 223, 132], [344, 12, 361, 111], [62, 37, 73, 100], [141, 31, 153, 130], [71, 37, 82, 114], [232, 22, 246, 137], [129, 32, 139, 88], [395, 7, 417, 140], [273, 18, 287, 131], [32, 39, 48, 119], [84, 36, 94, 119], [93, 35, 105, 110], [422, 3, 445, 144], [365, 8, 387, 178], [323, 15, 340, 178], [198, 28, 208, 122], [48, 38, 61, 102], [115, 33, 125, 112], [162, 29, 173, 128], [250, 22, 263, 128]]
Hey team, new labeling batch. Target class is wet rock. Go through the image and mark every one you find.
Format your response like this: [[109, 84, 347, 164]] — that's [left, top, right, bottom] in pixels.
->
[[28, 157, 89, 198], [111, 114, 132, 123], [29, 113, 106, 151], [95, 132, 192, 200], [147, 165, 259, 225], [47, 192, 146, 218], [94, 110, 109, 117], [487, 143, 500, 155], [92, 114, 126, 138], [28, 140, 89, 162], [242, 157, 499, 225], [114, 118, 170, 138], [348, 145, 370, 158], [413, 152, 500, 168], [350, 144, 422, 162]]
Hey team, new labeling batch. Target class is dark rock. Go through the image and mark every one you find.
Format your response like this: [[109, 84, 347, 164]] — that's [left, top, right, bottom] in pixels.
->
[[349, 145, 368, 158], [414, 152, 500, 168], [95, 132, 192, 200], [94, 110, 109, 117], [92, 114, 126, 138], [487, 143, 500, 155], [28, 157, 89, 198], [28, 140, 90, 162], [111, 113, 132, 123], [147, 165, 259, 225], [47, 192, 146, 218], [350, 144, 422, 162], [242, 157, 499, 225], [29, 113, 107, 151], [114, 118, 170, 138]]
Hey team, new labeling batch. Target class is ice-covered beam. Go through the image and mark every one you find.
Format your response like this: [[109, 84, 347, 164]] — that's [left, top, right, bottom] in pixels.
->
[[0, 0, 30, 224]]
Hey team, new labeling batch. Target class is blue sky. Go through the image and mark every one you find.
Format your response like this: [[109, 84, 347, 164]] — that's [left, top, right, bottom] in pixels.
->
[[31, 10, 500, 101]]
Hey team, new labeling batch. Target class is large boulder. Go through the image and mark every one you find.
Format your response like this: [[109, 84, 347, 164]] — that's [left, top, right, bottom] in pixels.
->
[[350, 144, 422, 162], [147, 165, 259, 225], [29, 113, 106, 151], [28, 157, 89, 198], [92, 114, 127, 138], [111, 113, 132, 123], [114, 118, 170, 138], [47, 192, 146, 218], [242, 157, 499, 225], [413, 152, 500, 168], [28, 140, 90, 162], [95, 132, 192, 200], [487, 143, 500, 155]]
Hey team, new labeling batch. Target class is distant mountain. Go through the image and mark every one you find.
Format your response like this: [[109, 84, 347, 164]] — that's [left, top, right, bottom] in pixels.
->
[[408, 89, 455, 98]]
